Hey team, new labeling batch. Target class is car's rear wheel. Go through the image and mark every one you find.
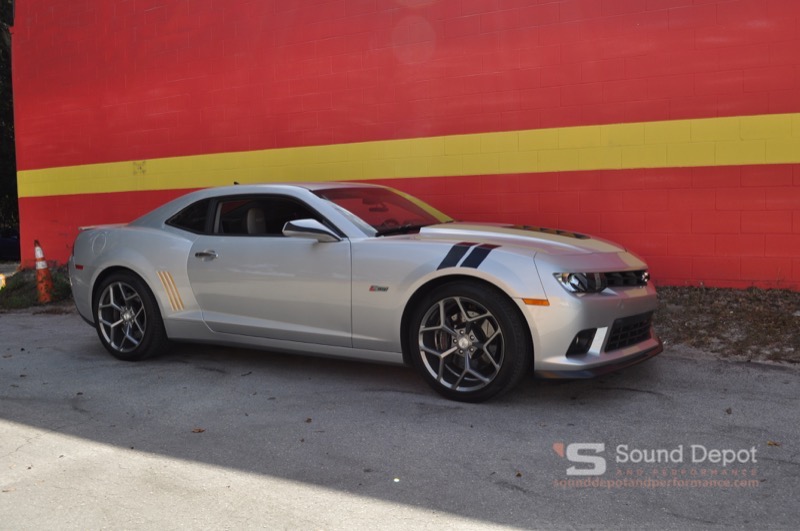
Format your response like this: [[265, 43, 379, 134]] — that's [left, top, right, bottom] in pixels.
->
[[93, 272, 169, 361], [408, 281, 531, 402]]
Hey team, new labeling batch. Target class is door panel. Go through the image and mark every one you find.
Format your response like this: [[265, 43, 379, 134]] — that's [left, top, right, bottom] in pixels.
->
[[187, 235, 352, 347]]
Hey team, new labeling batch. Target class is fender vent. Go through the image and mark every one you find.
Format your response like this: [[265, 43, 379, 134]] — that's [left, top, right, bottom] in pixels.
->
[[157, 271, 184, 311]]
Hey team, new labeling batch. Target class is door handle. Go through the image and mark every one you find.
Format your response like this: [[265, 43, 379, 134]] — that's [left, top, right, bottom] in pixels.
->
[[194, 250, 218, 260]]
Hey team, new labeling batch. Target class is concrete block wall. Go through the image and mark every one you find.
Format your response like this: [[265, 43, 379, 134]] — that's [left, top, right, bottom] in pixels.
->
[[12, 0, 800, 288]]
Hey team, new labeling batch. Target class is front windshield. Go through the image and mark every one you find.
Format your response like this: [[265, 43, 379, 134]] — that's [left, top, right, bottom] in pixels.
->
[[314, 186, 453, 236]]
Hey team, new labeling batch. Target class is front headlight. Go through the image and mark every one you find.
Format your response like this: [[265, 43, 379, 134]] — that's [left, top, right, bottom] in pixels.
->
[[554, 270, 650, 293], [554, 272, 608, 294]]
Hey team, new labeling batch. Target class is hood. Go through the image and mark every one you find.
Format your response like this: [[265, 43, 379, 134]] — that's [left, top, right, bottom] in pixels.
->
[[418, 223, 625, 256]]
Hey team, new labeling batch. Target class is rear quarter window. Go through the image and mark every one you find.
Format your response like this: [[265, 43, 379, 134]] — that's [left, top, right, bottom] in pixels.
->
[[166, 199, 211, 233]]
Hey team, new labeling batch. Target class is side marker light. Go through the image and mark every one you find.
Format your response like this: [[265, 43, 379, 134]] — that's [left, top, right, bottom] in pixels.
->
[[522, 298, 550, 306]]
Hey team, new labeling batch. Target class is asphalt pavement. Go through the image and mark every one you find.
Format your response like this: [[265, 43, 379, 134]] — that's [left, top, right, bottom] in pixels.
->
[[1, 308, 799, 530]]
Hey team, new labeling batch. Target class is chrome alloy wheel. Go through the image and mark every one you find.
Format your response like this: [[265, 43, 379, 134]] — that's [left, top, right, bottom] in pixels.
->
[[417, 296, 505, 392], [96, 281, 147, 354]]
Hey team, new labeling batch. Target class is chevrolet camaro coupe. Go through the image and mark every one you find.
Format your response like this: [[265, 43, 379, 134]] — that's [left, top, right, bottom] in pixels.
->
[[69, 183, 662, 402]]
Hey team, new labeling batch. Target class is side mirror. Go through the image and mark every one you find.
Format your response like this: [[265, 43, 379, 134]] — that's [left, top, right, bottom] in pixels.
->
[[282, 219, 341, 243]]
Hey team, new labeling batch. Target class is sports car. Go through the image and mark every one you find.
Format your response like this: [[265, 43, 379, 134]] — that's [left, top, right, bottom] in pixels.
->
[[69, 182, 662, 402]]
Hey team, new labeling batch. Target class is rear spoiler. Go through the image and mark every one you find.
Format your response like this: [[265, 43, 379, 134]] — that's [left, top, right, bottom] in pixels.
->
[[77, 223, 127, 232]]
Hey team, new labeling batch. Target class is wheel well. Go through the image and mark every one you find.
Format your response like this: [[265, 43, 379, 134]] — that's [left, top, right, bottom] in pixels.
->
[[399, 275, 534, 366], [92, 266, 146, 308]]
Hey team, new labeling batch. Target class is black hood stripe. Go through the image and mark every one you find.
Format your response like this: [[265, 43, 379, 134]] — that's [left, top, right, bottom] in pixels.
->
[[460, 243, 499, 269], [437, 242, 477, 270]]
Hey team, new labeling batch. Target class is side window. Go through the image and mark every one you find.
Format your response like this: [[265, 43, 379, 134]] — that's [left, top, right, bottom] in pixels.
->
[[216, 199, 251, 234], [213, 196, 318, 236], [166, 199, 211, 233]]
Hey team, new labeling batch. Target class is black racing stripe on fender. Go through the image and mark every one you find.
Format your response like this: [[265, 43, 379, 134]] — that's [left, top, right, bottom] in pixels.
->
[[437, 242, 477, 270], [460, 244, 500, 269]]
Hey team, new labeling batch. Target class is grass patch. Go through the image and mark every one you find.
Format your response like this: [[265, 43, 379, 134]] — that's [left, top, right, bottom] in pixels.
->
[[655, 285, 800, 364], [0, 266, 72, 310]]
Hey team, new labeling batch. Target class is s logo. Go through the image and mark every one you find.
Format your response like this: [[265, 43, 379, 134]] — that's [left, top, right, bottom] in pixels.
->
[[555, 442, 607, 476]]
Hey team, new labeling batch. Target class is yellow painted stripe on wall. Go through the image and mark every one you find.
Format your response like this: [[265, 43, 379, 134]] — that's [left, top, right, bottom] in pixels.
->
[[18, 113, 800, 198]]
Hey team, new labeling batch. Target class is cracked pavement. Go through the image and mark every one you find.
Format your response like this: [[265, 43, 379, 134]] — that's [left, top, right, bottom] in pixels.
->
[[1, 309, 799, 529]]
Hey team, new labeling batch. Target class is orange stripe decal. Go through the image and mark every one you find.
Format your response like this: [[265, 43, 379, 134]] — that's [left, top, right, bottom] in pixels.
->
[[157, 271, 184, 311]]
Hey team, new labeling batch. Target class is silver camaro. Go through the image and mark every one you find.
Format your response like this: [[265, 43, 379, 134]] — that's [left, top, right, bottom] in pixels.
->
[[69, 183, 662, 402]]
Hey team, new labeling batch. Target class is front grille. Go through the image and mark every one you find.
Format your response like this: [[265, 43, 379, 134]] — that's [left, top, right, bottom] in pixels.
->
[[605, 270, 648, 288], [605, 312, 653, 352]]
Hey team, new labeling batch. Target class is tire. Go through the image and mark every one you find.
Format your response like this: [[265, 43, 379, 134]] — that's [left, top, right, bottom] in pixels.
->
[[408, 281, 532, 402], [93, 272, 170, 361]]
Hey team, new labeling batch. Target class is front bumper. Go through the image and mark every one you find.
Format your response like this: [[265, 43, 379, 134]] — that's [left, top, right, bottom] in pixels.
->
[[519, 273, 662, 376], [534, 338, 663, 378]]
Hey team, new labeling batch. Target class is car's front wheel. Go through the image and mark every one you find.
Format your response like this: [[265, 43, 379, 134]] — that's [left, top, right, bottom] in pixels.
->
[[408, 281, 531, 402], [93, 272, 169, 361]]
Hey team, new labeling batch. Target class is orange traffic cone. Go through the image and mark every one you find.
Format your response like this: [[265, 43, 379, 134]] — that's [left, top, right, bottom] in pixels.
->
[[34, 240, 53, 303]]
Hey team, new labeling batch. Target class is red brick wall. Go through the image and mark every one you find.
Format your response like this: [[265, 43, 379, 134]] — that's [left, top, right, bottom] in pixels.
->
[[12, 0, 800, 289]]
